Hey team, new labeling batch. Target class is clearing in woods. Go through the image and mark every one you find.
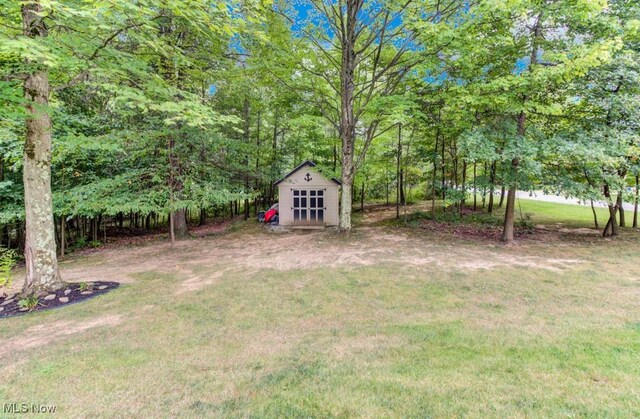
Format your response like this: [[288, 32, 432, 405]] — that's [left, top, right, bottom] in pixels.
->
[[1, 203, 639, 417]]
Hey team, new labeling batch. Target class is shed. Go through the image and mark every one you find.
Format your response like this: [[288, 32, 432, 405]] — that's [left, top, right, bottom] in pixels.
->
[[274, 161, 341, 227]]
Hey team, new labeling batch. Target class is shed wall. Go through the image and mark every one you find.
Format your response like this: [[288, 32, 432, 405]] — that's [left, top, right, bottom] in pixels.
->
[[277, 167, 339, 227]]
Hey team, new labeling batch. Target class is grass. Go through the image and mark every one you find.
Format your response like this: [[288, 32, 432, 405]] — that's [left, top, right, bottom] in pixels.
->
[[375, 196, 616, 230], [515, 198, 611, 229], [0, 200, 639, 417]]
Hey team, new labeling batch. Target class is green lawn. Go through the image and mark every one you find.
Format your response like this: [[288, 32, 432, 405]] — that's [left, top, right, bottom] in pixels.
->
[[515, 198, 611, 229], [0, 202, 639, 417]]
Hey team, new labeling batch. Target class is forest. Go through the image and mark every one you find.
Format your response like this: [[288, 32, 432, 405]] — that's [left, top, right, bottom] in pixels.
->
[[1, 0, 639, 296]]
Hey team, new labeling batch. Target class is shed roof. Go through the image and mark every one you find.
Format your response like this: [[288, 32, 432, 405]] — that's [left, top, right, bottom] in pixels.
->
[[274, 160, 342, 186]]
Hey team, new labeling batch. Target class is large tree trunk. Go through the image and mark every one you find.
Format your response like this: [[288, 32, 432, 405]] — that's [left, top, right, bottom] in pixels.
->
[[338, 2, 358, 232], [22, 73, 63, 293], [21, 2, 63, 295], [339, 173, 353, 231], [173, 208, 188, 239]]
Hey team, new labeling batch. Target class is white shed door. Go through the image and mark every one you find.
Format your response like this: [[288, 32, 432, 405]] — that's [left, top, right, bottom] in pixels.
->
[[293, 189, 324, 225]]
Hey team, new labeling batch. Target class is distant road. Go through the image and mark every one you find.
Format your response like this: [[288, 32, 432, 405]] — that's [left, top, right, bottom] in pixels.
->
[[516, 191, 636, 212]]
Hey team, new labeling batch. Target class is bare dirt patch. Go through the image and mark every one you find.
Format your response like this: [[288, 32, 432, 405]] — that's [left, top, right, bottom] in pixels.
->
[[176, 270, 226, 294], [4, 206, 589, 303], [0, 314, 123, 358], [46, 222, 586, 300], [189, 227, 584, 276]]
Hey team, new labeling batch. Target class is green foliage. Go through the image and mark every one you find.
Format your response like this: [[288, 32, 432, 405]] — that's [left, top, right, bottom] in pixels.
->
[[79, 282, 93, 292], [1, 0, 640, 252], [17, 294, 39, 311], [0, 246, 16, 293], [69, 237, 88, 252]]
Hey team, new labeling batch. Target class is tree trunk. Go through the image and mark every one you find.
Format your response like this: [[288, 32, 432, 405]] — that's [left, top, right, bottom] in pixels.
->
[[441, 134, 446, 200], [22, 69, 63, 293], [338, 2, 358, 233], [399, 170, 405, 206], [617, 192, 625, 227], [431, 128, 439, 218], [590, 199, 599, 230], [502, 124, 523, 243], [396, 123, 402, 219], [501, 185, 517, 243], [339, 173, 353, 231], [173, 208, 188, 239], [634, 175, 638, 228], [501, 12, 542, 243], [603, 184, 619, 237], [473, 162, 477, 211], [255, 111, 261, 216], [169, 212, 175, 245], [21, 3, 63, 294], [603, 205, 619, 237], [270, 115, 279, 205], [243, 97, 251, 221], [488, 161, 496, 214], [498, 186, 506, 208], [386, 175, 390, 206], [482, 163, 487, 209], [460, 160, 467, 217], [60, 216, 65, 256]]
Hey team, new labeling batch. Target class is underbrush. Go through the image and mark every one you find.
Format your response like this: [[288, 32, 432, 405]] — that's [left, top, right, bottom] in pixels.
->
[[390, 209, 535, 230]]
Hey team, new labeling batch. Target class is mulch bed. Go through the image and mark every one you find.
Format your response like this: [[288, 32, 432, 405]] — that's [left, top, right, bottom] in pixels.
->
[[0, 281, 120, 319]]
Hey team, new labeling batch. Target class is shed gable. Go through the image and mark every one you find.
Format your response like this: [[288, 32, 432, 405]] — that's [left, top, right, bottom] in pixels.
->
[[274, 160, 341, 187]]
